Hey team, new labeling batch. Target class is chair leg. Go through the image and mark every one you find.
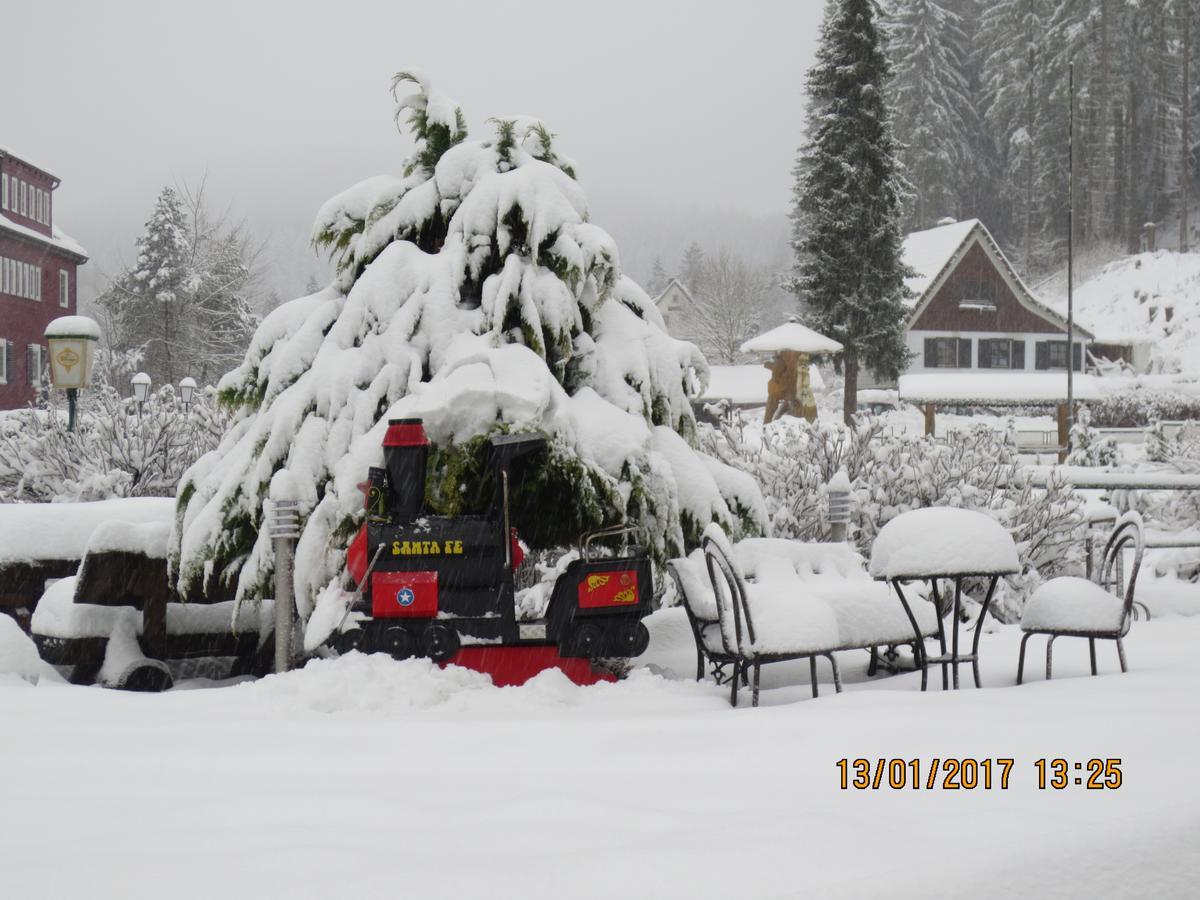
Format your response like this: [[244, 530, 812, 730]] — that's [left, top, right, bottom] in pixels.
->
[[741, 665, 750, 687], [828, 653, 842, 693], [1046, 635, 1056, 681], [752, 663, 761, 708], [1117, 637, 1128, 673], [1089, 638, 1097, 676], [696, 648, 705, 682], [1017, 632, 1033, 685], [810, 656, 819, 698], [730, 661, 740, 707], [867, 646, 878, 677]]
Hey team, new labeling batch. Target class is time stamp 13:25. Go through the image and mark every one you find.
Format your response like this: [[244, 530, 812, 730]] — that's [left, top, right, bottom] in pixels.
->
[[835, 758, 1124, 791]]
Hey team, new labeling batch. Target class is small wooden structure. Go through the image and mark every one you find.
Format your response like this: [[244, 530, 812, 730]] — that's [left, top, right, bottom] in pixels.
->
[[740, 322, 843, 423]]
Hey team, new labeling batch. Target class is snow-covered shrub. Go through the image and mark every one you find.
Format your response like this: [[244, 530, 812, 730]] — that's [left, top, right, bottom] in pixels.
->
[[0, 383, 226, 502], [704, 416, 1084, 619], [171, 70, 766, 616], [1065, 406, 1118, 467], [1089, 390, 1200, 428]]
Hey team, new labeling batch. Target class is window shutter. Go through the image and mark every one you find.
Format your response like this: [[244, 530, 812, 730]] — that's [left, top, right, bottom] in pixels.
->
[[978, 339, 991, 369], [958, 338, 971, 368], [27, 345, 34, 386], [1072, 343, 1083, 371], [924, 338, 936, 368], [1012, 340, 1025, 370], [1035, 342, 1049, 370]]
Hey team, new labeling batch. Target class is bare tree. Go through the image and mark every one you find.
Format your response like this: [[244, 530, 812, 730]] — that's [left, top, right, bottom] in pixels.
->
[[687, 249, 773, 364]]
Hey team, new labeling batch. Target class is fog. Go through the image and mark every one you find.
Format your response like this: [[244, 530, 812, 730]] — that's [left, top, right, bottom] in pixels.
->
[[5, 0, 820, 306]]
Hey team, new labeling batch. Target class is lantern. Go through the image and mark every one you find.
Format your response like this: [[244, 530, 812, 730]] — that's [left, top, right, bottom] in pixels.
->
[[44, 315, 100, 432]]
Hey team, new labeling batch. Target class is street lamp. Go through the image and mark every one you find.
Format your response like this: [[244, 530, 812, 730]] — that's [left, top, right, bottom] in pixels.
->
[[179, 376, 196, 412], [131, 371, 151, 419], [44, 315, 100, 432]]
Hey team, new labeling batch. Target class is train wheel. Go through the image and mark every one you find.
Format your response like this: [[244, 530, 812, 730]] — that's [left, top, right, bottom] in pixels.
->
[[421, 623, 460, 662], [611, 621, 650, 657], [381, 626, 414, 659], [567, 623, 605, 659], [334, 628, 365, 655]]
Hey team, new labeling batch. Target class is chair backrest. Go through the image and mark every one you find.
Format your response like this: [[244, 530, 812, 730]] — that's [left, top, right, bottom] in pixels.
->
[[1099, 511, 1145, 624], [702, 532, 754, 655]]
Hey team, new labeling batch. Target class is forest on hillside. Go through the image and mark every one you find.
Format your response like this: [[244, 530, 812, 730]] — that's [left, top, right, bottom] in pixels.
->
[[885, 0, 1199, 277]]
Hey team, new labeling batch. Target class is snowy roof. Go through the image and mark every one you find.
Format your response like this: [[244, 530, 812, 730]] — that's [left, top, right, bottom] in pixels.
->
[[898, 372, 1105, 406], [902, 218, 979, 299], [0, 144, 59, 181], [739, 322, 842, 355], [869, 507, 1020, 579], [44, 315, 100, 339], [0, 212, 88, 261], [901, 218, 1092, 338], [701, 363, 824, 404]]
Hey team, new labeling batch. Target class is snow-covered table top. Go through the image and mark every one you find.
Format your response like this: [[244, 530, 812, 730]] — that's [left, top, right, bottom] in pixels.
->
[[0, 498, 175, 566], [898, 372, 1105, 406], [739, 323, 843, 355], [869, 507, 1020, 580]]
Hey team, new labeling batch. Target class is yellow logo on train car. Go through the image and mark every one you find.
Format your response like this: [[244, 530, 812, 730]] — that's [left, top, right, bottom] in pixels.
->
[[613, 588, 636, 604], [392, 539, 465, 556], [586, 574, 610, 591]]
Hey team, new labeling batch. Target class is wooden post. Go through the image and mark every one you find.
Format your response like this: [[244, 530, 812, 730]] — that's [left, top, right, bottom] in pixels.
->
[[1057, 403, 1070, 463], [923, 403, 936, 437]]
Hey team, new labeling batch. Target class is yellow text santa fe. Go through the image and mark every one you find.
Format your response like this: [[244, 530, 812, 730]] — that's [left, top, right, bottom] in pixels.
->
[[392, 539, 465, 556]]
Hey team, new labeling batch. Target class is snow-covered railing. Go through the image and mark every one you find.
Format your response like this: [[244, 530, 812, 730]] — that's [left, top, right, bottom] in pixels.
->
[[1021, 467, 1200, 491]]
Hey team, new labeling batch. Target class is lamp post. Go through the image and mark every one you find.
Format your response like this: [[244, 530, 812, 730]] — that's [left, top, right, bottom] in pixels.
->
[[44, 316, 100, 432], [179, 376, 196, 413], [131, 371, 151, 420]]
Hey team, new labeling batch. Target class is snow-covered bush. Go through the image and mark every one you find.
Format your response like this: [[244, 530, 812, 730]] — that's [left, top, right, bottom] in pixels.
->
[[171, 70, 766, 616], [1065, 406, 1118, 467], [1089, 390, 1200, 428], [0, 383, 226, 502], [703, 416, 1084, 620]]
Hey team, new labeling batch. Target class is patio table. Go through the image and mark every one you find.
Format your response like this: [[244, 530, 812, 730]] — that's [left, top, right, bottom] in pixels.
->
[[869, 508, 1020, 691]]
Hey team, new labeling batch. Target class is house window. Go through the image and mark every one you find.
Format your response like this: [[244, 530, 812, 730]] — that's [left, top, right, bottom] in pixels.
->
[[978, 338, 1025, 370], [1, 174, 7, 210], [923, 337, 972, 368], [59, 269, 69, 307], [20, 180, 27, 216], [0, 339, 7, 385], [1036, 340, 1083, 371], [27, 344, 45, 387]]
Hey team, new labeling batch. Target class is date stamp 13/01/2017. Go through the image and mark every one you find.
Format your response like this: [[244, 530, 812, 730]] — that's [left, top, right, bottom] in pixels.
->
[[836, 758, 1123, 791]]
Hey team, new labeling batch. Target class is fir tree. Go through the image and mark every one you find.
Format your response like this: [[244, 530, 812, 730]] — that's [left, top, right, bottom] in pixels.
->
[[680, 242, 706, 294], [792, 0, 912, 424], [170, 70, 765, 628], [648, 256, 669, 296], [884, 0, 974, 230]]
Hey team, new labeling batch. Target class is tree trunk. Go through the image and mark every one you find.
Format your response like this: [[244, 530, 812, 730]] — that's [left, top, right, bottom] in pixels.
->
[[842, 353, 858, 426]]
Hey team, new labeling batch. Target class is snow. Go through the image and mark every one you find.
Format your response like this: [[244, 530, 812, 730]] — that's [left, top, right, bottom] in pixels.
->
[[739, 322, 843, 355], [869, 507, 1020, 578], [901, 217, 978, 300], [899, 372, 1105, 405], [4, 614, 1200, 897], [84, 519, 171, 557], [0, 211, 88, 259], [43, 315, 100, 339], [701, 363, 824, 404], [0, 497, 174, 565], [0, 614, 63, 685], [827, 468, 851, 493], [1021, 577, 1126, 632]]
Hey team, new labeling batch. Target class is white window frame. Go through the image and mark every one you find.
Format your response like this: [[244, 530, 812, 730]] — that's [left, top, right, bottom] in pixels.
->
[[0, 340, 7, 385], [28, 343, 45, 387], [59, 268, 69, 307], [34, 265, 41, 301], [20, 180, 27, 216], [1, 174, 7, 210]]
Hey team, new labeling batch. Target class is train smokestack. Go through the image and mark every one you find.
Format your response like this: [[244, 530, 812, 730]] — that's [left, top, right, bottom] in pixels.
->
[[382, 418, 429, 520]]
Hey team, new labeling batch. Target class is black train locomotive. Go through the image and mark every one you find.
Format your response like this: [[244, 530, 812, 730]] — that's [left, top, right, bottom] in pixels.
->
[[336, 419, 652, 681]]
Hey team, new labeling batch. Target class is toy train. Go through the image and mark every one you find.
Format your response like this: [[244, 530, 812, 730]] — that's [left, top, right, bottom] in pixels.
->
[[331, 419, 653, 684]]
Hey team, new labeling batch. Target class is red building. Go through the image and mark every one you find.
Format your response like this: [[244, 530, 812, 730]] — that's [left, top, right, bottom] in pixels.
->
[[0, 146, 89, 409]]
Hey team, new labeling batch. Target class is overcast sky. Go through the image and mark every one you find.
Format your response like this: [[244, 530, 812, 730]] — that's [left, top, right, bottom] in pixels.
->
[[6, 1, 821, 303]]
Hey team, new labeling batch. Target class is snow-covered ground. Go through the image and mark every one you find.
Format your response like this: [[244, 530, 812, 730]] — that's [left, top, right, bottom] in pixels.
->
[[3, 603, 1199, 899]]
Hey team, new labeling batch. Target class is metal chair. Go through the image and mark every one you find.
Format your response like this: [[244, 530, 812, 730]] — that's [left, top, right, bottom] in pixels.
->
[[1017, 512, 1145, 684]]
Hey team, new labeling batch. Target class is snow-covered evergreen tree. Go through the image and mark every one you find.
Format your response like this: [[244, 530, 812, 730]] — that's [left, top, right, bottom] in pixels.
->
[[792, 0, 911, 424], [680, 242, 706, 294], [884, 0, 974, 230], [648, 256, 669, 296], [100, 186, 259, 386], [170, 70, 765, 623]]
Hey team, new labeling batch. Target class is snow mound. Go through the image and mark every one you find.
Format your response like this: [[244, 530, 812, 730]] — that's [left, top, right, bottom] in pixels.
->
[[869, 507, 1020, 579], [0, 615, 63, 686]]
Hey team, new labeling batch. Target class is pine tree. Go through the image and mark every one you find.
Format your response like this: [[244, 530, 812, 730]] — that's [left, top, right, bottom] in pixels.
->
[[680, 242, 706, 294], [170, 70, 765, 624], [884, 0, 974, 230], [648, 256, 669, 295], [792, 0, 912, 425]]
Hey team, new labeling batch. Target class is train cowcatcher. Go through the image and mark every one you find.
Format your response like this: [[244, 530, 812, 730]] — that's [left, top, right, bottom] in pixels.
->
[[331, 418, 653, 686]]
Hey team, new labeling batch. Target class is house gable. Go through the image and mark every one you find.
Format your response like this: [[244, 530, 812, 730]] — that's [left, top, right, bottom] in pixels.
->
[[908, 225, 1092, 338]]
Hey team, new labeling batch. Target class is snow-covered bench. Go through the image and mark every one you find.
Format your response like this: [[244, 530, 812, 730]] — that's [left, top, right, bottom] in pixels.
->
[[668, 525, 940, 707]]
